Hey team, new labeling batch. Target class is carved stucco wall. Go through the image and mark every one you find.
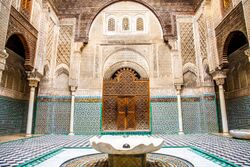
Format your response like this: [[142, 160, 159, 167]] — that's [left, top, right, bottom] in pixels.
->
[[194, 2, 214, 91], [38, 1, 217, 97], [7, 7, 38, 70], [56, 24, 74, 67], [77, 1, 174, 96], [215, 2, 247, 67], [48, 0, 200, 43], [177, 16, 198, 90]]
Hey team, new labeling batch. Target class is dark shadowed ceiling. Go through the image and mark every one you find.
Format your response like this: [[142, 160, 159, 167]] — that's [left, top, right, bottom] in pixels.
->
[[47, 0, 203, 43], [49, 0, 203, 15]]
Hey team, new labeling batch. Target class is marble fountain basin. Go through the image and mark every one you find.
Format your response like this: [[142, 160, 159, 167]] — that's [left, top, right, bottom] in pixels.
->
[[229, 129, 250, 139], [89, 135, 164, 155]]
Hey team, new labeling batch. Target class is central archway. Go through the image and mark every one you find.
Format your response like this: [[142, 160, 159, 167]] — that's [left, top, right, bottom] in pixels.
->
[[102, 67, 150, 131]]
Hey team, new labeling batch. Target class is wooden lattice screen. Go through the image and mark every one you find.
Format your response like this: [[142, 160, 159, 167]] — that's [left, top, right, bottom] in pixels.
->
[[102, 68, 150, 131]]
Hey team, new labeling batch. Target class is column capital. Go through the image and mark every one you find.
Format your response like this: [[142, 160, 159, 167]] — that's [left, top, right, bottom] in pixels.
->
[[211, 70, 227, 86], [70, 86, 77, 95], [26, 70, 41, 87], [74, 42, 86, 53], [215, 78, 225, 86], [174, 84, 183, 91], [28, 78, 40, 87], [245, 48, 250, 62]]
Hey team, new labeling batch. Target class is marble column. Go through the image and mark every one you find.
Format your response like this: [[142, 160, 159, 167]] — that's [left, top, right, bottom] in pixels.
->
[[215, 77, 228, 133], [26, 76, 40, 137], [69, 86, 77, 135], [175, 84, 184, 135], [0, 49, 8, 82]]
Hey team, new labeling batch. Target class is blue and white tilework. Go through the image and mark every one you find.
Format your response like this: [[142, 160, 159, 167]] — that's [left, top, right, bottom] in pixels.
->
[[0, 96, 28, 135], [74, 102, 101, 135], [35, 100, 71, 134], [226, 96, 250, 130], [151, 102, 179, 134]]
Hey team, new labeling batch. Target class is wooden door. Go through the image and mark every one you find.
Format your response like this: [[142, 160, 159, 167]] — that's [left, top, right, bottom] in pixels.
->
[[117, 96, 136, 130], [102, 67, 149, 131]]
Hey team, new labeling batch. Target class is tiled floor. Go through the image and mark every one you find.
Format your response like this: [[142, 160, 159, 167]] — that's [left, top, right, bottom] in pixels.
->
[[0, 134, 249, 167]]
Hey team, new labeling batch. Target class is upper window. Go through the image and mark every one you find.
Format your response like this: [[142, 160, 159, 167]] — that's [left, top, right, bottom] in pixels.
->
[[108, 18, 115, 32], [104, 13, 147, 35], [122, 17, 130, 31], [136, 18, 144, 31]]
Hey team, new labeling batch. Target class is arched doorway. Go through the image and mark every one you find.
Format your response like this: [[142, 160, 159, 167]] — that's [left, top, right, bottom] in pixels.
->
[[102, 67, 150, 131], [3, 34, 29, 95], [223, 31, 249, 130], [0, 34, 29, 135]]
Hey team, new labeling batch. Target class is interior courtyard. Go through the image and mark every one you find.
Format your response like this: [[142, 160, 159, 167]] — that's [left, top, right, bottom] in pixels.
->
[[0, 0, 249, 166]]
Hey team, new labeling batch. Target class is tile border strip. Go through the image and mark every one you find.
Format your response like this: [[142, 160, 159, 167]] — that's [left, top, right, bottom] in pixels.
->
[[36, 95, 216, 103]]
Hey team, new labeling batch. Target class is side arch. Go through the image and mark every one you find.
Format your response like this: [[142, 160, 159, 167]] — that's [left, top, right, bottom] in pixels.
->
[[222, 30, 248, 62], [6, 33, 30, 60], [55, 64, 70, 77], [183, 63, 198, 76]]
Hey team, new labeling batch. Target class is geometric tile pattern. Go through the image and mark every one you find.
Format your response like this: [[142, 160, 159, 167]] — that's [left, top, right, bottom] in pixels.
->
[[156, 134, 250, 167], [152, 95, 218, 134], [0, 96, 28, 135], [35, 100, 71, 134], [57, 25, 73, 66], [226, 96, 250, 130], [74, 102, 101, 135], [182, 100, 202, 134], [201, 96, 218, 133], [35, 96, 218, 135], [151, 102, 179, 134], [180, 22, 196, 65], [182, 95, 218, 134], [0, 134, 249, 167]]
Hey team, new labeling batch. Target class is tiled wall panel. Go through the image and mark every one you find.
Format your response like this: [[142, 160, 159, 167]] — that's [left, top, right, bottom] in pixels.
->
[[151, 102, 179, 134], [182, 100, 202, 134], [35, 97, 71, 134], [0, 96, 28, 135], [35, 96, 218, 135], [74, 102, 101, 135], [227, 96, 250, 129]]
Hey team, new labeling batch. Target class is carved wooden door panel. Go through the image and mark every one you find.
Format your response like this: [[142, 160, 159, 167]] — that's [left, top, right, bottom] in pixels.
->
[[117, 97, 126, 130], [126, 97, 136, 130], [117, 97, 136, 130], [103, 67, 149, 131]]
